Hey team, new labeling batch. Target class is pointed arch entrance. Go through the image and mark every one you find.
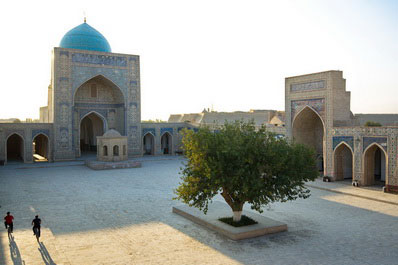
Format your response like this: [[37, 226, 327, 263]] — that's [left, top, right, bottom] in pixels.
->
[[292, 106, 325, 172], [80, 112, 105, 154], [6, 134, 24, 163], [333, 142, 353, 181], [143, 133, 155, 155], [74, 75, 125, 136], [363, 144, 387, 186], [161, 132, 172, 155], [33, 134, 49, 162]]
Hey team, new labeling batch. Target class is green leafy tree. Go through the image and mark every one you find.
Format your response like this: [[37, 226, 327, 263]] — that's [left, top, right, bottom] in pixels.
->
[[174, 121, 318, 222]]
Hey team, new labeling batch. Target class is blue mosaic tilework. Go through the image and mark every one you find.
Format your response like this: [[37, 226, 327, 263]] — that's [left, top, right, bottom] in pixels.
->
[[333, 136, 354, 150], [143, 128, 156, 136], [291, 98, 325, 122], [72, 53, 127, 67], [5, 130, 25, 139], [161, 128, 173, 135], [75, 103, 124, 109], [363, 137, 387, 152], [72, 66, 128, 97], [59, 77, 69, 82], [60, 51, 69, 57], [291, 80, 325, 92], [32, 129, 50, 139]]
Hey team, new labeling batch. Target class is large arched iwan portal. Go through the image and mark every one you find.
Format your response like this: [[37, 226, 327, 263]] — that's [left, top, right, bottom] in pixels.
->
[[73, 75, 125, 136], [333, 142, 353, 181], [143, 133, 155, 155], [33, 134, 49, 162], [292, 106, 325, 173], [6, 133, 24, 163], [363, 144, 387, 186], [80, 112, 105, 154]]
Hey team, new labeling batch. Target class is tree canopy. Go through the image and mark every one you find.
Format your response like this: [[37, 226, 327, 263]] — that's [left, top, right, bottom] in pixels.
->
[[174, 120, 318, 222]]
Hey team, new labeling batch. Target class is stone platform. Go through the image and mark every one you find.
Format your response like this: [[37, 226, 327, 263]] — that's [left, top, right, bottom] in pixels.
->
[[173, 201, 287, 240], [85, 160, 141, 170]]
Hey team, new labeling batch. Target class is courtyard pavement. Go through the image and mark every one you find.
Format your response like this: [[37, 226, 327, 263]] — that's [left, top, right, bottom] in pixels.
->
[[0, 157, 397, 265]]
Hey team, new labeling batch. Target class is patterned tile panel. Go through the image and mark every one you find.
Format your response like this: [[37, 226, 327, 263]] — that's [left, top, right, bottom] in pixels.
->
[[291, 98, 325, 122], [72, 53, 127, 67], [160, 128, 173, 135], [143, 128, 156, 136], [32, 129, 50, 139], [291, 80, 326, 92], [363, 137, 387, 152], [333, 136, 354, 150]]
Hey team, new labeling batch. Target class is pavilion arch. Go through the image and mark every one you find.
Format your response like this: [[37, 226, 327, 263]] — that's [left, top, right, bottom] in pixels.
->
[[161, 132, 172, 155], [6, 133, 25, 163], [333, 142, 354, 181], [292, 105, 325, 172], [143, 132, 155, 155], [32, 133, 50, 162], [80, 111, 107, 154], [362, 143, 388, 186]]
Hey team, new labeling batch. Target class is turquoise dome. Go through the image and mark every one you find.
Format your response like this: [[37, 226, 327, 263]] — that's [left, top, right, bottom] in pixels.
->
[[60, 22, 111, 52]]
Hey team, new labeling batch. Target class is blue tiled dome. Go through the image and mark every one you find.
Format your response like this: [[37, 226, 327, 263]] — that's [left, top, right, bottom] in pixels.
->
[[60, 22, 111, 52]]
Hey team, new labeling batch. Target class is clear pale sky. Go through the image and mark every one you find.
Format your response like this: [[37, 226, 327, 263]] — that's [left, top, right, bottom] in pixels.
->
[[0, 0, 397, 121]]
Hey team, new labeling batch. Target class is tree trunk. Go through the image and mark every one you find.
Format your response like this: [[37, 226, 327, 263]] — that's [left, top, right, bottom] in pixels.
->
[[233, 211, 242, 222], [221, 189, 245, 222]]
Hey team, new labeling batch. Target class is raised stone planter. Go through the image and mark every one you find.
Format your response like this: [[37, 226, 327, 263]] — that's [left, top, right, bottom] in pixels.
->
[[173, 201, 287, 240], [85, 160, 141, 170]]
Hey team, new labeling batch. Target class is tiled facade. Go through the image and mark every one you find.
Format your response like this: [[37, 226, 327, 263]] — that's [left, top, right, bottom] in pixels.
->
[[286, 71, 398, 192]]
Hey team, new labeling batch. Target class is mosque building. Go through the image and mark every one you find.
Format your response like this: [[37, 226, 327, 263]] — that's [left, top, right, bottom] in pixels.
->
[[0, 21, 397, 193]]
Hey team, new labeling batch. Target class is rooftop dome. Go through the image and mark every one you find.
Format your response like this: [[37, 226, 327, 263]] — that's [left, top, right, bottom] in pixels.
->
[[59, 22, 111, 52], [103, 129, 121, 138]]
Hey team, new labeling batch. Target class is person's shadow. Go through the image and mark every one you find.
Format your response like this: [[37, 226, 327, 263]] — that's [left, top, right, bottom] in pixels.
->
[[8, 234, 24, 265], [38, 242, 56, 265]]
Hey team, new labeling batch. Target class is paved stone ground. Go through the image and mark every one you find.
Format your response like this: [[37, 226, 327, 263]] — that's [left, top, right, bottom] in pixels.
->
[[0, 157, 398, 265]]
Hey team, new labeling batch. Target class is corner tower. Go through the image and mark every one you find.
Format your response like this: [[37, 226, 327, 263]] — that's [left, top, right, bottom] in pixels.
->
[[50, 21, 141, 160]]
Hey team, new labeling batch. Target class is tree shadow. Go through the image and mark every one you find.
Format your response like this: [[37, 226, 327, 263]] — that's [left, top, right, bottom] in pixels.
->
[[38, 242, 56, 265], [8, 234, 24, 265]]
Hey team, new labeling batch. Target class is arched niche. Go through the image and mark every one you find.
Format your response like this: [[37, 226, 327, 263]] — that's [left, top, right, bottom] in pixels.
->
[[6, 133, 24, 163], [292, 106, 325, 172], [363, 144, 387, 186], [74, 75, 125, 135], [333, 142, 353, 181], [33, 134, 49, 162], [143, 133, 155, 155], [80, 112, 105, 154], [161, 132, 172, 155]]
